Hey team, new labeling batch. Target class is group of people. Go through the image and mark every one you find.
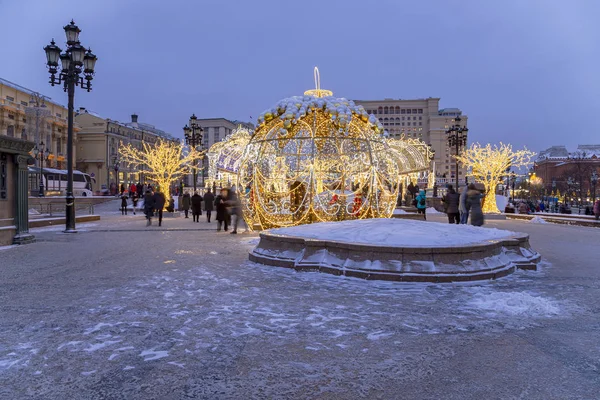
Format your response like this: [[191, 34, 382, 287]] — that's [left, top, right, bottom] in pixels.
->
[[118, 185, 248, 233], [438, 184, 485, 226]]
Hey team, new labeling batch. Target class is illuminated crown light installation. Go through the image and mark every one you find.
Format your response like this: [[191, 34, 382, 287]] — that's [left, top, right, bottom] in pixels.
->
[[206, 125, 251, 189], [238, 67, 401, 230]]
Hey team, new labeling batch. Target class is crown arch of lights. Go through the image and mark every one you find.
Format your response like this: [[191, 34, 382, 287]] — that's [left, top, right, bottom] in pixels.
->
[[238, 68, 401, 230], [206, 125, 251, 189]]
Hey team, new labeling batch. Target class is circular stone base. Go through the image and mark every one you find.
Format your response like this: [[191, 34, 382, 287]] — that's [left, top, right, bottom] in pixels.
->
[[249, 219, 541, 283]]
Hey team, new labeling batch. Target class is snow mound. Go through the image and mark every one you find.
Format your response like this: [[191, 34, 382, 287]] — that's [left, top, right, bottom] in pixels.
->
[[529, 216, 548, 224], [270, 218, 517, 247], [468, 291, 560, 316], [426, 207, 441, 214], [393, 209, 408, 215], [28, 208, 40, 215]]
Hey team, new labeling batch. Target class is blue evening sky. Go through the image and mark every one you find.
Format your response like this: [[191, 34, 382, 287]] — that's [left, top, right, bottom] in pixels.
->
[[1, 0, 598, 153]]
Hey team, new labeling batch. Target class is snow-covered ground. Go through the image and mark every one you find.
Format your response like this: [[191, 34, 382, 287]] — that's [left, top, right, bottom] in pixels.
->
[[270, 218, 516, 246], [1, 213, 599, 398]]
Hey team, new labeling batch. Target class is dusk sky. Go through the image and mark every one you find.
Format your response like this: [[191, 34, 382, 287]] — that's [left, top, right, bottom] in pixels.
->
[[1, 0, 598, 153]]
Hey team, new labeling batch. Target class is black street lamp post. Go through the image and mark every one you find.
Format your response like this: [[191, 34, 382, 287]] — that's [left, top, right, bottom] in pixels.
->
[[32, 142, 52, 197], [44, 20, 97, 233], [591, 171, 598, 205], [445, 116, 469, 190], [183, 114, 204, 192]]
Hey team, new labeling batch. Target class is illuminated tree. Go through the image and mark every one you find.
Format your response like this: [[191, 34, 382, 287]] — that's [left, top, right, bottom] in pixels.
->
[[119, 140, 204, 195], [455, 143, 535, 213]]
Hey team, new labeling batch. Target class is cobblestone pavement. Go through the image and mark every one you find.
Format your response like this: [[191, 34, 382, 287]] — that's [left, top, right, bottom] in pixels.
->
[[1, 200, 599, 399]]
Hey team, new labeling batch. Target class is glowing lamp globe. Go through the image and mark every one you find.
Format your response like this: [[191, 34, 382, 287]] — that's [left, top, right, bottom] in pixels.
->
[[238, 68, 400, 230]]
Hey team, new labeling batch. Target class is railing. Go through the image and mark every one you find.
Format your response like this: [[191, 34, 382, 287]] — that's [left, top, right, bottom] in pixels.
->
[[28, 198, 98, 217]]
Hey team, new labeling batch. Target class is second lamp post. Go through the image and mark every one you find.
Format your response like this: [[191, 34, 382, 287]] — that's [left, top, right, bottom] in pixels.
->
[[446, 116, 468, 190], [183, 114, 204, 192]]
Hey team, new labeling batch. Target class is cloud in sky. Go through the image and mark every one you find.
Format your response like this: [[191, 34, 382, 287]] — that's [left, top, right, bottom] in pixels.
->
[[1, 0, 598, 153]]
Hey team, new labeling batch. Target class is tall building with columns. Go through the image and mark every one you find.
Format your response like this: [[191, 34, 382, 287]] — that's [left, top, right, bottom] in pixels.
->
[[353, 98, 468, 182], [0, 77, 78, 170]]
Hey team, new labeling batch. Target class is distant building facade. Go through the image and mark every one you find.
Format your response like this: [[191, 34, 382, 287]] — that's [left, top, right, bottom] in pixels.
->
[[0, 77, 78, 170], [75, 109, 178, 193], [353, 98, 468, 183], [534, 145, 600, 197]]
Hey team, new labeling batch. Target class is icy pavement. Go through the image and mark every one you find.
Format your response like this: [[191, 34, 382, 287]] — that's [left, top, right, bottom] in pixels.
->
[[0, 212, 599, 399]]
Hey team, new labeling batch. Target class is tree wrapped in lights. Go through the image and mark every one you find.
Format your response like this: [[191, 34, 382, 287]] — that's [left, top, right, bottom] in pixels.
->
[[119, 140, 203, 195], [455, 143, 535, 213]]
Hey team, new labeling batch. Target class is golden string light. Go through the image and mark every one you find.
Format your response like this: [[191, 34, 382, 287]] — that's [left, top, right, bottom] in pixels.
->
[[455, 142, 536, 213], [118, 140, 204, 196]]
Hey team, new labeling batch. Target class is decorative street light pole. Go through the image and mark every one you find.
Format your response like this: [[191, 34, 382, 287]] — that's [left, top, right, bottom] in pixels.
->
[[445, 116, 469, 190], [183, 114, 204, 192], [32, 142, 52, 197], [112, 154, 120, 195], [44, 20, 97, 233], [591, 171, 598, 205]]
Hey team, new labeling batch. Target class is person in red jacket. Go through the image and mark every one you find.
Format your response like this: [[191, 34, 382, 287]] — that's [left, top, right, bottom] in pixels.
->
[[129, 183, 137, 199]]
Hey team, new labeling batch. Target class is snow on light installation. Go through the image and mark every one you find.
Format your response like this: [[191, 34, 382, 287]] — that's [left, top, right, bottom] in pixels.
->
[[238, 67, 401, 230]]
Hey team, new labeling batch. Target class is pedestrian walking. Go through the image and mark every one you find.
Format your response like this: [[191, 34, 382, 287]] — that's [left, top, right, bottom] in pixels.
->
[[593, 199, 600, 221], [442, 185, 460, 224], [415, 189, 427, 220], [204, 188, 215, 223], [459, 185, 469, 224], [466, 183, 485, 226], [182, 192, 191, 218], [120, 193, 128, 215], [144, 189, 155, 226], [191, 191, 203, 223], [153, 189, 166, 227], [215, 188, 229, 231], [136, 182, 143, 198], [131, 191, 138, 215], [227, 186, 246, 234]]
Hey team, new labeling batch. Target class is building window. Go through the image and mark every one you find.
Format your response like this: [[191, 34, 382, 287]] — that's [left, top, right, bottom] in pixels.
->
[[395, 106, 400, 114], [401, 123, 404, 126], [56, 113, 62, 118], [412, 109, 417, 113], [418, 109, 423, 114], [401, 109, 406, 114], [57, 138, 62, 154], [407, 109, 412, 114], [419, 116, 422, 120], [6, 126, 14, 137], [384, 106, 388, 114], [8, 114, 14, 120], [0, 154, 7, 200], [5, 96, 14, 102], [21, 101, 28, 106], [378, 107, 383, 114], [413, 122, 416, 126], [419, 122, 422, 126], [21, 128, 27, 140]]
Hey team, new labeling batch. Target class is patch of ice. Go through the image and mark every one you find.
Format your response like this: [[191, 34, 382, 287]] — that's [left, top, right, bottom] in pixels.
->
[[529, 216, 548, 224], [84, 340, 121, 352], [84, 323, 113, 335], [366, 331, 393, 340], [140, 349, 169, 361], [81, 370, 96, 376], [123, 365, 135, 370], [468, 291, 560, 316]]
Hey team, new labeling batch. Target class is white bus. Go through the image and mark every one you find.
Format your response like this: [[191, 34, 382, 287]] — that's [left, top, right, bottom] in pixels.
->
[[28, 167, 95, 196]]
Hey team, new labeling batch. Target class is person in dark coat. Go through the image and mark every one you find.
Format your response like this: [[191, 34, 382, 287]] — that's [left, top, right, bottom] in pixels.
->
[[120, 193, 128, 215], [191, 191, 203, 222], [136, 182, 143, 198], [215, 188, 229, 231], [204, 188, 215, 223], [466, 183, 484, 226], [227, 187, 244, 234], [152, 190, 166, 227], [144, 189, 155, 226], [442, 185, 460, 224], [182, 192, 191, 218]]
